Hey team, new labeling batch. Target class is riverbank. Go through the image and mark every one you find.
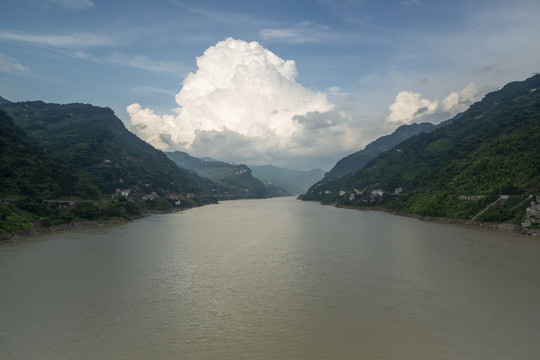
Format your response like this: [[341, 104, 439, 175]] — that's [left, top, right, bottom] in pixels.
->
[[0, 203, 218, 242], [4, 198, 538, 242], [329, 202, 540, 237], [0, 218, 133, 242]]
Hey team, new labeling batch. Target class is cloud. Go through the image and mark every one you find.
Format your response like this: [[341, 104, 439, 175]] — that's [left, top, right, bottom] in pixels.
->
[[105, 53, 189, 77], [260, 22, 332, 44], [386, 82, 485, 124], [0, 52, 29, 73], [386, 91, 438, 123], [400, 0, 422, 6], [129, 86, 177, 96], [172, 2, 274, 31], [0, 29, 113, 48], [327, 86, 349, 97], [442, 82, 478, 113], [293, 110, 348, 131], [46, 0, 95, 9], [0, 30, 185, 76], [128, 38, 364, 169]]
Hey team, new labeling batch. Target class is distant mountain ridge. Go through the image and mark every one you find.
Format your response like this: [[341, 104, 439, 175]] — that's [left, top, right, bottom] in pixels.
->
[[250, 165, 325, 195], [166, 151, 268, 199], [0, 96, 11, 104]]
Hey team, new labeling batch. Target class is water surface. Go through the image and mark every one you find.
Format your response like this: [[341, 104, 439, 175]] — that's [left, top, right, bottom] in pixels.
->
[[1, 197, 539, 359]]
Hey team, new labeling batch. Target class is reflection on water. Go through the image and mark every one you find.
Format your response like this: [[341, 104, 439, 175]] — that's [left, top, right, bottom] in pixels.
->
[[1, 197, 540, 359]]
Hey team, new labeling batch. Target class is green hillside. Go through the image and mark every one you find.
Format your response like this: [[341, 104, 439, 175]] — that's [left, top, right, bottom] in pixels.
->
[[317, 74, 540, 224], [0, 101, 219, 236], [0, 109, 100, 200], [166, 151, 268, 199], [304, 122, 443, 198], [1, 101, 202, 197], [1, 109, 103, 234]]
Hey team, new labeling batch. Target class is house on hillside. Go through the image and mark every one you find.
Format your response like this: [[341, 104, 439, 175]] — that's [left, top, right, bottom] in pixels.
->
[[371, 189, 384, 197], [522, 197, 540, 229], [116, 189, 130, 197], [142, 192, 158, 201], [369, 189, 384, 202]]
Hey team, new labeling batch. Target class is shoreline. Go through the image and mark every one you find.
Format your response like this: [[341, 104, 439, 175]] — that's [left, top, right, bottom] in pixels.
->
[[328, 202, 540, 237], [0, 217, 137, 242], [0, 203, 213, 243], [3, 199, 539, 242]]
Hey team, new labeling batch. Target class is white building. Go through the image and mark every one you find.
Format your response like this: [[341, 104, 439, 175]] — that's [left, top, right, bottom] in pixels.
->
[[370, 189, 384, 197]]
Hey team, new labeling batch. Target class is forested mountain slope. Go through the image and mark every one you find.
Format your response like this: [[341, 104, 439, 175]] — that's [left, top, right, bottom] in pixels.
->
[[305, 74, 540, 224], [166, 151, 267, 199], [305, 122, 446, 197], [345, 74, 540, 195], [1, 109, 104, 234], [0, 109, 99, 200], [1, 101, 202, 196]]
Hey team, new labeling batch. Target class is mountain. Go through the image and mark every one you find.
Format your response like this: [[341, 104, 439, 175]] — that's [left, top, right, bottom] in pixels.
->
[[304, 121, 446, 198], [166, 151, 267, 199], [1, 109, 104, 234], [314, 74, 540, 224], [250, 165, 325, 195], [0, 96, 11, 104], [0, 109, 100, 200], [0, 101, 204, 197]]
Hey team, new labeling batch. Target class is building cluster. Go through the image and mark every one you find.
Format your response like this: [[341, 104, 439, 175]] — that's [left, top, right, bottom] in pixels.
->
[[114, 188, 197, 207], [522, 196, 540, 229], [458, 195, 485, 201], [320, 186, 404, 203]]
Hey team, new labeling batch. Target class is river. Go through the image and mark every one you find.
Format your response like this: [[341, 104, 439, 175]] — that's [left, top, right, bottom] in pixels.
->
[[1, 197, 539, 359]]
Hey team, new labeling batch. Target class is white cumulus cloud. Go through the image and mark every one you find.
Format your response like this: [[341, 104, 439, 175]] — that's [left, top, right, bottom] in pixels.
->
[[386, 82, 485, 125], [128, 38, 358, 169], [442, 82, 478, 113], [386, 91, 438, 123]]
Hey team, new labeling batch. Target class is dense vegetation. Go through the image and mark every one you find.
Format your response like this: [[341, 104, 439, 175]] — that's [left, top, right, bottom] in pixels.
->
[[1, 102, 202, 196], [305, 122, 446, 196], [0, 109, 100, 201], [166, 151, 268, 199], [0, 110, 141, 234], [0, 103, 215, 236], [302, 74, 540, 226]]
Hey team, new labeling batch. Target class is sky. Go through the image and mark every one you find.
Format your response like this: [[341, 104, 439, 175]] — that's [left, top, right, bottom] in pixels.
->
[[1, 0, 539, 170]]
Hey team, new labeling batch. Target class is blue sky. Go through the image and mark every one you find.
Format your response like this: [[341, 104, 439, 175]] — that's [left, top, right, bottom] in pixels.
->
[[1, 0, 539, 170]]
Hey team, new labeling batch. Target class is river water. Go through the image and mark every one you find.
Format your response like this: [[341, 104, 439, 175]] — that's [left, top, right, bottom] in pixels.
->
[[1, 197, 540, 359]]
